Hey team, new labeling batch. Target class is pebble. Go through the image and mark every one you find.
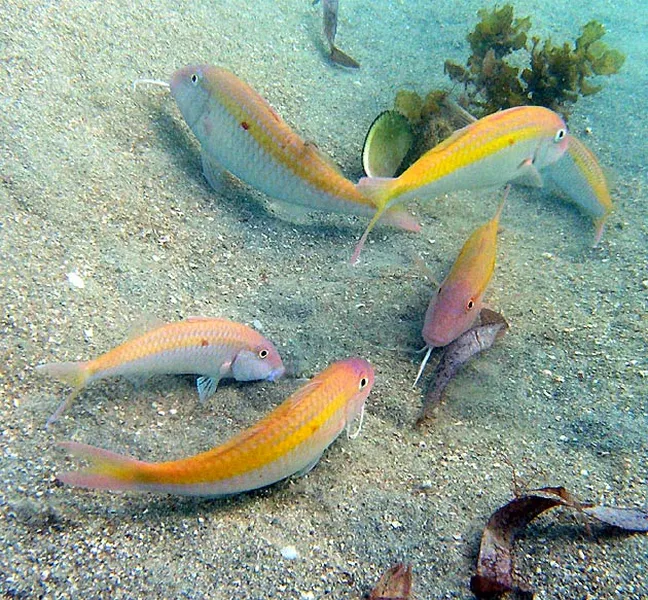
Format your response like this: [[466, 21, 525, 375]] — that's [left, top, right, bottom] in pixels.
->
[[66, 271, 85, 289], [280, 545, 299, 560]]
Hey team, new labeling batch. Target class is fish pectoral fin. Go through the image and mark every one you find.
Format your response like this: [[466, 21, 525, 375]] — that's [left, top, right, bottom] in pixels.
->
[[294, 453, 324, 478], [513, 158, 544, 188], [196, 376, 220, 402], [201, 151, 231, 193]]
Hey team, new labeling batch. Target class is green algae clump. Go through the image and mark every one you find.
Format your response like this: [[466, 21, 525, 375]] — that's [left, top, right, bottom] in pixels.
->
[[444, 5, 625, 117]]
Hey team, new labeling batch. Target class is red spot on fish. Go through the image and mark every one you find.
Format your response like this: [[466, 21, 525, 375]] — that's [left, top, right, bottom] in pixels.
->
[[507, 137, 515, 146], [203, 116, 213, 136], [241, 121, 249, 130], [201, 339, 209, 347]]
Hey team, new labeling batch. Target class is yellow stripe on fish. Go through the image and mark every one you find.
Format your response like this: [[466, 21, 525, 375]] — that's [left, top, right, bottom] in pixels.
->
[[37, 316, 285, 428], [57, 358, 374, 497], [542, 134, 613, 246], [413, 190, 507, 386], [168, 65, 419, 233], [351, 105, 568, 263]]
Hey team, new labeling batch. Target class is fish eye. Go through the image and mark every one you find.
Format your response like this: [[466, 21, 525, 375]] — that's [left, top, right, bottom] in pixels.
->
[[554, 128, 566, 142], [467, 299, 475, 310], [190, 73, 199, 85], [359, 377, 368, 390], [258, 349, 269, 359]]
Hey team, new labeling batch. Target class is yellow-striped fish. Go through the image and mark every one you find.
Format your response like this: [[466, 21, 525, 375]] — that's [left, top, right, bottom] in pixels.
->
[[352, 105, 568, 263], [153, 65, 418, 233], [37, 317, 285, 428], [542, 134, 613, 246], [413, 192, 506, 386], [57, 358, 374, 496]]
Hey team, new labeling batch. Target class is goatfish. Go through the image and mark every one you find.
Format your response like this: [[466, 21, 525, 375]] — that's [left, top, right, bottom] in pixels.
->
[[136, 66, 417, 235], [413, 190, 507, 386], [542, 134, 613, 246], [57, 358, 374, 496], [351, 105, 569, 263], [37, 317, 285, 428]]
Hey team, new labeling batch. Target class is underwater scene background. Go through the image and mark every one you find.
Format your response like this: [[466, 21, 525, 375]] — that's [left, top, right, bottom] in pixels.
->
[[1, 0, 646, 597]]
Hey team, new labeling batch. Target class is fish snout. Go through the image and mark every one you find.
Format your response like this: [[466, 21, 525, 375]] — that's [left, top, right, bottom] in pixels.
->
[[267, 365, 286, 382]]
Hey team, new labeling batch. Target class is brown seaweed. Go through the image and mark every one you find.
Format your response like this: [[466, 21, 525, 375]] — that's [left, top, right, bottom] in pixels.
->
[[416, 309, 508, 427], [368, 563, 413, 600], [444, 6, 624, 118], [471, 487, 648, 598]]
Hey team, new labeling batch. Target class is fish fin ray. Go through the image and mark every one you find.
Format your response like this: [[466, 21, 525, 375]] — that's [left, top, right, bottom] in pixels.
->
[[196, 376, 220, 402]]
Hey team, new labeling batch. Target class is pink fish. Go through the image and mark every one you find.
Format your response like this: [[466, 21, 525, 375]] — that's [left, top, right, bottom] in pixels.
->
[[413, 191, 506, 385], [37, 317, 285, 427]]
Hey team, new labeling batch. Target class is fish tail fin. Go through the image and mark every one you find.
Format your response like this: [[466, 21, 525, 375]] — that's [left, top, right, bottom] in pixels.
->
[[351, 177, 399, 264], [36, 361, 91, 428], [382, 208, 421, 233], [356, 176, 395, 209], [57, 441, 149, 491]]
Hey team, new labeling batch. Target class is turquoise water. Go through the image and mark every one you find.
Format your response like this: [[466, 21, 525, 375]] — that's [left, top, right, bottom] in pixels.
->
[[1, 0, 646, 597]]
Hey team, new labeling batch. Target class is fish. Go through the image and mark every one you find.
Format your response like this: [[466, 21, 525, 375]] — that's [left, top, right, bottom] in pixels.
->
[[351, 105, 569, 263], [57, 358, 374, 496], [413, 190, 507, 386], [416, 309, 508, 427], [159, 65, 416, 234], [541, 134, 613, 246], [37, 316, 285, 428], [321, 0, 360, 68]]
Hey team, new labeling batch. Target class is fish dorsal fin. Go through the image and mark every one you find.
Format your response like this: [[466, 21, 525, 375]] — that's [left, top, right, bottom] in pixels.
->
[[183, 316, 215, 323], [282, 379, 324, 411]]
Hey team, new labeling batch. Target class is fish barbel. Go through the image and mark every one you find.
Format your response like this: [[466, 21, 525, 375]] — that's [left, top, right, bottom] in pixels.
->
[[37, 316, 285, 428], [57, 358, 374, 496], [352, 105, 568, 263], [167, 65, 414, 232]]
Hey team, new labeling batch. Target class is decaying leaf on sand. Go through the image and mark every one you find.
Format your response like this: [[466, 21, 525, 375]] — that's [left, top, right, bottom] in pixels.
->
[[416, 308, 508, 427], [471, 486, 648, 598], [368, 563, 413, 600]]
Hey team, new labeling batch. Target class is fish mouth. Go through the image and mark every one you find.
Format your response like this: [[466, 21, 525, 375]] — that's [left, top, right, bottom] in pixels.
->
[[266, 367, 286, 382]]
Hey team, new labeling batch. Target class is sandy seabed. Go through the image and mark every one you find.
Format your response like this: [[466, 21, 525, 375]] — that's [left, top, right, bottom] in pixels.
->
[[1, 0, 646, 598]]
